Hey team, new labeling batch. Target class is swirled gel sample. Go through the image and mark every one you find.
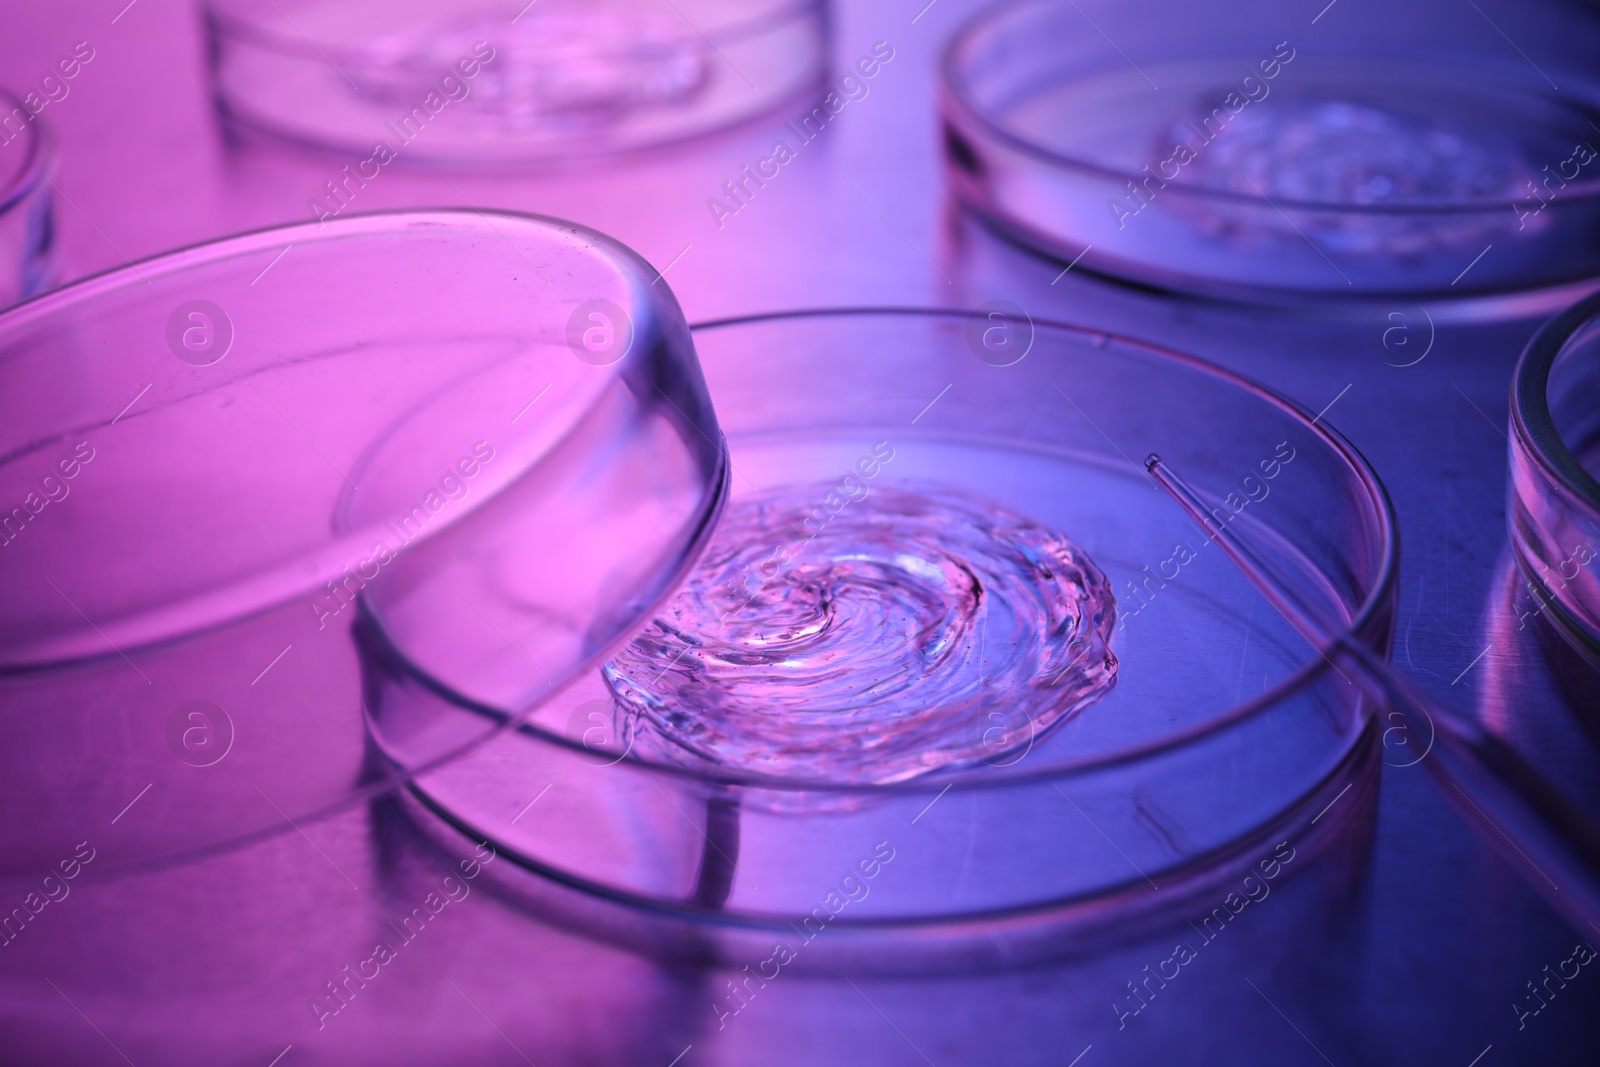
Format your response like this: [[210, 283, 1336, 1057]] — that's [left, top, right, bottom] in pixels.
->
[[601, 482, 1118, 783], [1162, 98, 1535, 255]]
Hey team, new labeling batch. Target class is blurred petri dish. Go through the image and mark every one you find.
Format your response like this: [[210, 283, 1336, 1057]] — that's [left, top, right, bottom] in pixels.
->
[[203, 0, 827, 165], [374, 308, 1399, 946], [0, 209, 725, 882], [0, 86, 55, 307], [941, 0, 1600, 300], [1511, 290, 1600, 667]]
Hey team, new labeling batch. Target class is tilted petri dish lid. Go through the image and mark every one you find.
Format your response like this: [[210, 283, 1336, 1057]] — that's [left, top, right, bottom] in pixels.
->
[[0, 209, 725, 881], [203, 0, 828, 165], [942, 0, 1600, 300], [371, 308, 1399, 950], [1511, 290, 1600, 666], [0, 86, 55, 308]]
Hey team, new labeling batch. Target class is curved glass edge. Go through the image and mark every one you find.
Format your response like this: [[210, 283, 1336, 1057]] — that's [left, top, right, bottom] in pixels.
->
[[947, 174, 1600, 306], [1510, 290, 1600, 660], [389, 714, 1381, 955]]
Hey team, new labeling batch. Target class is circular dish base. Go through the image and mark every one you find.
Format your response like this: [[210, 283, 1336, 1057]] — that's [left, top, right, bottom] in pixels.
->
[[957, 199, 1600, 322], [366, 309, 1400, 943], [395, 722, 1380, 975]]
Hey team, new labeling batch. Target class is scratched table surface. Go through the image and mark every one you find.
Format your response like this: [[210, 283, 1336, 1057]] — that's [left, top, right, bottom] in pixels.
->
[[4, 0, 1600, 1064]]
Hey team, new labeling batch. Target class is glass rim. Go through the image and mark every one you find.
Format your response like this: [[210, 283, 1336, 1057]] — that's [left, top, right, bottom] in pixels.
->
[[461, 305, 1400, 797], [0, 86, 52, 220], [940, 0, 1600, 218], [1513, 287, 1600, 522]]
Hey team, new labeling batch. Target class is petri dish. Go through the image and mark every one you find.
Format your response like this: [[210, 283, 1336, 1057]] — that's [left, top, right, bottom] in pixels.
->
[[203, 0, 828, 165], [0, 86, 55, 308], [1511, 289, 1600, 667], [0, 208, 725, 882], [941, 0, 1600, 299], [375, 308, 1399, 951]]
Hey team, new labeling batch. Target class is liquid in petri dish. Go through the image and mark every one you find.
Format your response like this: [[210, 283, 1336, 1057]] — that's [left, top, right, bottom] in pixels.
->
[[1161, 97, 1537, 255], [361, 1, 708, 130], [602, 482, 1119, 784], [1171, 99, 1526, 204]]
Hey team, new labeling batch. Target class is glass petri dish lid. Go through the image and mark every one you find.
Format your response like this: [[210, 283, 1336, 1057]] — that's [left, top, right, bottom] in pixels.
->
[[0, 209, 725, 882], [942, 0, 1600, 299], [203, 0, 828, 165], [1511, 290, 1600, 667], [0, 86, 55, 308], [373, 308, 1399, 944]]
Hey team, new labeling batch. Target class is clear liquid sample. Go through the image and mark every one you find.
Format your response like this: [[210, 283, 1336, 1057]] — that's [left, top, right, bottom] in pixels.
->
[[602, 482, 1119, 784], [361, 1, 708, 129], [1165, 98, 1530, 206], [1152, 94, 1540, 257]]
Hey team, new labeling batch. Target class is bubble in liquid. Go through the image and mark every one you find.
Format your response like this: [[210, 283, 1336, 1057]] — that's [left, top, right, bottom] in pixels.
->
[[601, 482, 1119, 784]]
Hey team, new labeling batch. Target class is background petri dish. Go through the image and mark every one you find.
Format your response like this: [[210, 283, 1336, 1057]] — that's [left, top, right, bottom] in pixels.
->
[[0, 86, 54, 308], [941, 0, 1600, 300], [203, 0, 828, 165], [374, 308, 1399, 945], [0, 209, 724, 881], [1511, 290, 1600, 667]]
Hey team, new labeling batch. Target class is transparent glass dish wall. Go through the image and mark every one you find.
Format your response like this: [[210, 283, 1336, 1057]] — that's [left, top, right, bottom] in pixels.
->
[[204, 0, 828, 164], [369, 309, 1399, 937], [1512, 291, 1600, 667]]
